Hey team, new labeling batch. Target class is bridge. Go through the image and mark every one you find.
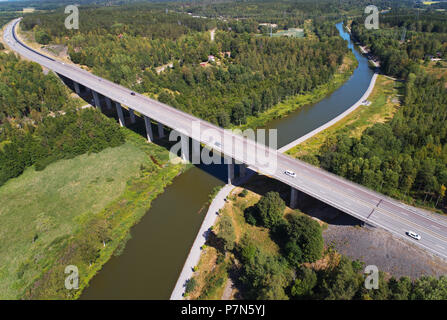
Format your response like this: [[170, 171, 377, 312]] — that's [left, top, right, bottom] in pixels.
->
[[4, 18, 447, 261]]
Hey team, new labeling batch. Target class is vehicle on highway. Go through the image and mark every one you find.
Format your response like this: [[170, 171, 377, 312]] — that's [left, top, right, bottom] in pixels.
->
[[130, 91, 136, 96], [406, 231, 421, 240], [284, 170, 296, 178]]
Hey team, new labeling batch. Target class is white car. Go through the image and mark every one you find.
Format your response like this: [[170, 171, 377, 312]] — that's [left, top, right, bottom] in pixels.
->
[[284, 170, 296, 178], [406, 231, 421, 241]]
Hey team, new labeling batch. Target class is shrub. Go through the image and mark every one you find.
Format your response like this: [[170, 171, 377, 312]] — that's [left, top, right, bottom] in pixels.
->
[[217, 214, 235, 251], [256, 191, 285, 229], [185, 278, 197, 294]]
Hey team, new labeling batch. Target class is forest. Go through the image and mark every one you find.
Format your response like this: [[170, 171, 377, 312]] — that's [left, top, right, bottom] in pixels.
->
[[301, 72, 447, 211], [21, 4, 350, 126], [0, 52, 76, 121], [350, 9, 447, 78], [0, 52, 125, 186]]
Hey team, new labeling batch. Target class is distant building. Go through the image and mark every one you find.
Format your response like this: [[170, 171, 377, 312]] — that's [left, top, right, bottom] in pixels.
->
[[208, 55, 215, 62], [259, 23, 278, 28]]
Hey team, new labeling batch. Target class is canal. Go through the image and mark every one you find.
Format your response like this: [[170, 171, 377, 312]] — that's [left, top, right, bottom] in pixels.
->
[[82, 22, 374, 299]]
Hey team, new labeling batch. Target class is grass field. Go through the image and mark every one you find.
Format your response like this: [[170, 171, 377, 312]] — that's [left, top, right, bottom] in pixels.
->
[[237, 52, 358, 130], [285, 74, 403, 159], [273, 28, 304, 38], [0, 129, 184, 299], [422, 60, 447, 87]]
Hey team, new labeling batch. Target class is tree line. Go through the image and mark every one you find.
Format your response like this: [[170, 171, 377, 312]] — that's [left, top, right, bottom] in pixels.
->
[[0, 52, 125, 186], [301, 73, 447, 211], [22, 5, 349, 126]]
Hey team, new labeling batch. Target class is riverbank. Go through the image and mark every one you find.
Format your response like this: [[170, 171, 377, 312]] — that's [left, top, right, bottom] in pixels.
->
[[170, 184, 235, 300], [285, 75, 402, 158], [15, 129, 185, 299], [279, 71, 378, 152], [171, 169, 256, 300], [183, 175, 292, 300], [236, 51, 358, 131]]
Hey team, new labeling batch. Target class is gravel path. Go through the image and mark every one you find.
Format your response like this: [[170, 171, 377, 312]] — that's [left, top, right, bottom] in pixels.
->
[[170, 183, 235, 300]]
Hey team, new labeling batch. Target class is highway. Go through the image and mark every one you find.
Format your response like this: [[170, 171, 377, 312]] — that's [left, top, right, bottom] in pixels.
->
[[4, 18, 447, 261]]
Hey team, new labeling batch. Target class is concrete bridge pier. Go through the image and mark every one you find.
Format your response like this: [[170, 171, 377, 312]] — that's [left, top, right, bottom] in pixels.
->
[[227, 162, 235, 185], [129, 109, 136, 124], [73, 81, 81, 95], [180, 134, 189, 163], [290, 187, 298, 209], [239, 164, 247, 178], [144, 116, 153, 142], [92, 91, 102, 110], [158, 122, 165, 138], [105, 97, 113, 110], [191, 138, 201, 164], [290, 188, 306, 209], [114, 102, 125, 127]]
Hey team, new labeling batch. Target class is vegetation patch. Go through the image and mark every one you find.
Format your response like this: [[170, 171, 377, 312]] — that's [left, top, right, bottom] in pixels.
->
[[286, 75, 402, 159], [190, 176, 447, 300], [237, 52, 358, 130], [0, 128, 184, 299]]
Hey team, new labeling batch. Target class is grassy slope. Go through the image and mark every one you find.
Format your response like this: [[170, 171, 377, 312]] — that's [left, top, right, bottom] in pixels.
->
[[285, 74, 402, 159], [236, 52, 358, 130], [187, 176, 297, 300], [0, 129, 184, 299]]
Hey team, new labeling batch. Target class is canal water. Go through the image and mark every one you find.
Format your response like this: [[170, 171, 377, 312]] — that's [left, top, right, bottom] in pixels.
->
[[82, 22, 374, 299], [265, 23, 375, 147]]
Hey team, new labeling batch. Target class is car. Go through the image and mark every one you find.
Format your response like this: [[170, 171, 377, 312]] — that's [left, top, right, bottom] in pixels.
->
[[406, 231, 421, 241], [284, 170, 296, 178], [130, 92, 136, 96]]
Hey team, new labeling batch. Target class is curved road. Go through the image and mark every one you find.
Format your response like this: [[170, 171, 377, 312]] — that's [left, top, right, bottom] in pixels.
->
[[4, 18, 447, 262]]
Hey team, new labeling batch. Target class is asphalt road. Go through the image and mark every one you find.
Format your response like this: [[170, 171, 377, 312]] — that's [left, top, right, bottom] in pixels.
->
[[5, 18, 447, 261]]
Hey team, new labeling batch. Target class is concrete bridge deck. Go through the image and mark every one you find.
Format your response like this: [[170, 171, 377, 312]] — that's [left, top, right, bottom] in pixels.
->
[[5, 18, 447, 261]]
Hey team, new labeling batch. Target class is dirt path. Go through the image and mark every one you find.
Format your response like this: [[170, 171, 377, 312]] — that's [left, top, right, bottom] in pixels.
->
[[210, 28, 216, 42], [221, 278, 234, 300]]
